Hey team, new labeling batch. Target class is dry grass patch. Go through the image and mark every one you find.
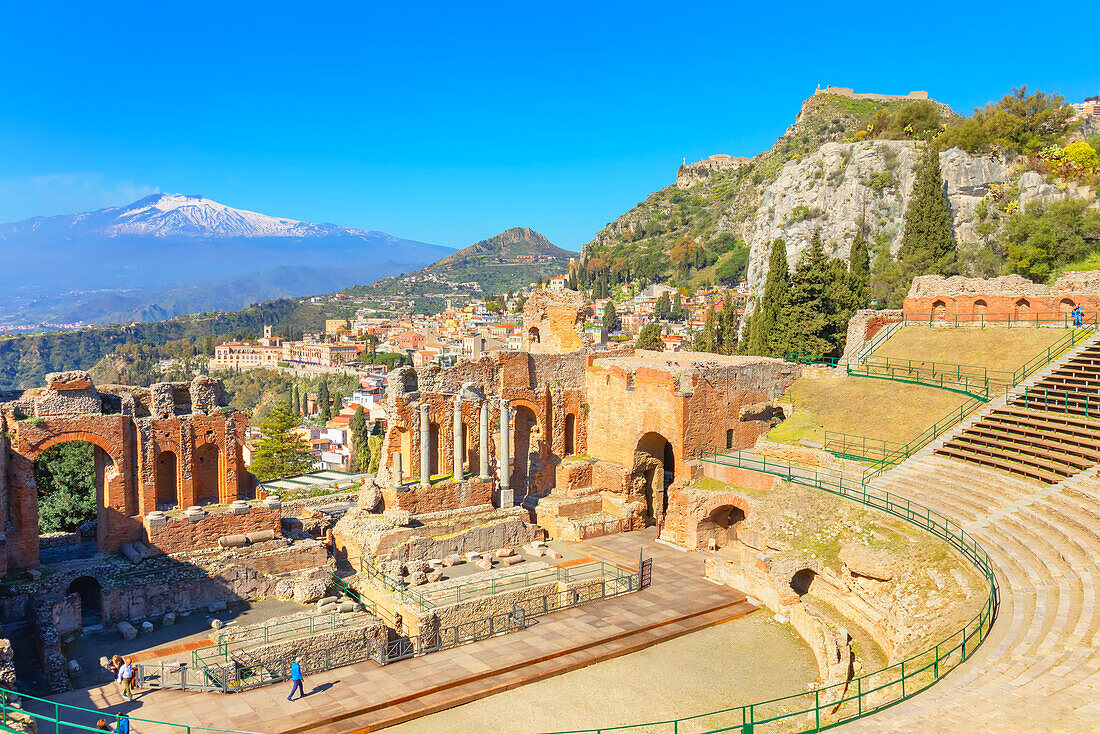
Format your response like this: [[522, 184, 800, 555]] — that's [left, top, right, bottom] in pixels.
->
[[769, 376, 968, 446], [873, 326, 1069, 373]]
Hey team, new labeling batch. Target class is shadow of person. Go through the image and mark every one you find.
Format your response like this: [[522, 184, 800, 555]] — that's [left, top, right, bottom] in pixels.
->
[[310, 681, 338, 695]]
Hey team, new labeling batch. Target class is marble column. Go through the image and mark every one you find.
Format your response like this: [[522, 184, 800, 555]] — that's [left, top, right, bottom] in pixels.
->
[[393, 452, 403, 486], [453, 395, 464, 481], [499, 398, 512, 506], [419, 403, 430, 487], [479, 400, 491, 480]]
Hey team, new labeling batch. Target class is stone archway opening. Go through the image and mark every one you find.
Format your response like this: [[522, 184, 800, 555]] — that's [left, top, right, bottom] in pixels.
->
[[33, 440, 101, 563], [194, 443, 220, 505], [635, 432, 676, 525], [932, 300, 947, 320], [697, 504, 745, 550], [67, 576, 103, 627], [1015, 298, 1032, 321], [528, 327, 541, 344], [973, 299, 988, 317], [1060, 298, 1075, 314], [511, 405, 538, 492], [156, 451, 179, 510], [428, 422, 441, 476], [564, 413, 576, 456], [791, 568, 817, 597]]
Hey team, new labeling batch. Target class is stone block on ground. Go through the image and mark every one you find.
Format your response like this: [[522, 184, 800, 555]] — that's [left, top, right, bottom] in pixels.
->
[[404, 560, 428, 576], [337, 601, 358, 613], [293, 578, 327, 604], [384, 508, 413, 527], [409, 570, 429, 586], [210, 619, 225, 630], [141, 621, 154, 635], [443, 554, 462, 566], [163, 612, 177, 626], [839, 544, 896, 581], [495, 548, 515, 558], [475, 556, 493, 571], [219, 534, 248, 548], [245, 529, 275, 544], [427, 570, 444, 583], [315, 596, 339, 610], [119, 543, 143, 564], [502, 555, 525, 566], [116, 621, 137, 641], [317, 602, 337, 614], [546, 549, 563, 560], [208, 601, 227, 613], [523, 542, 545, 557]]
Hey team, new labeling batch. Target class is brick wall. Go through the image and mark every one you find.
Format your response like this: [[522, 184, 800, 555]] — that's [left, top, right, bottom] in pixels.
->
[[143, 505, 281, 555]]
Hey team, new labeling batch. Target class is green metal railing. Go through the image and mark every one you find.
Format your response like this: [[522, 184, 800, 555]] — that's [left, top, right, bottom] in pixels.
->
[[360, 553, 434, 610], [1014, 386, 1100, 419], [774, 351, 841, 367], [848, 356, 1013, 400], [565, 447, 1002, 734], [822, 431, 907, 463]]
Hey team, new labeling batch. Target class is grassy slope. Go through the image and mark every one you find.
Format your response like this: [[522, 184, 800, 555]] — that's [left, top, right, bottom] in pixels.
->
[[873, 326, 1067, 372], [768, 378, 969, 446]]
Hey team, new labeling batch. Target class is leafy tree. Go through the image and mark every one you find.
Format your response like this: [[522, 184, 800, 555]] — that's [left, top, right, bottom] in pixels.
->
[[34, 441, 96, 533], [870, 100, 943, 140], [671, 292, 683, 321], [367, 435, 384, 474], [636, 322, 664, 351], [1003, 199, 1100, 282], [894, 144, 956, 303], [349, 405, 372, 472], [938, 86, 1075, 155], [745, 239, 790, 355], [602, 301, 619, 332], [202, 336, 214, 357], [249, 401, 313, 482]]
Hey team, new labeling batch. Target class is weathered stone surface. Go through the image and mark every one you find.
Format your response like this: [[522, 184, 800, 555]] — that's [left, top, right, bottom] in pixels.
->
[[495, 547, 515, 558], [163, 612, 177, 626], [45, 370, 94, 391], [117, 621, 138, 640], [141, 620, 154, 635], [358, 482, 383, 512], [502, 555, 525, 566], [427, 570, 444, 583], [408, 570, 429, 586], [384, 508, 413, 527], [210, 618, 225, 630], [840, 544, 896, 581], [219, 534, 248, 548], [475, 556, 493, 571], [208, 601, 227, 613]]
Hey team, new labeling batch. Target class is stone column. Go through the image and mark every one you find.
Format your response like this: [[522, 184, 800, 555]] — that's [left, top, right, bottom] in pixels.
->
[[479, 400, 491, 481], [453, 395, 464, 481], [499, 398, 512, 507], [419, 403, 430, 488], [393, 452, 403, 486]]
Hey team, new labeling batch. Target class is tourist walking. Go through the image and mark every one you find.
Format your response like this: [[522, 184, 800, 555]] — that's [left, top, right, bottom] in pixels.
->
[[116, 657, 135, 701], [287, 657, 306, 700], [107, 655, 122, 679], [1073, 305, 1084, 327], [95, 717, 131, 733]]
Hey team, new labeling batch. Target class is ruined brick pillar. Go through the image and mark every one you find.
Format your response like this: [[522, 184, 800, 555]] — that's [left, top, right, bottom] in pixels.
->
[[419, 403, 430, 488], [479, 400, 490, 481], [453, 395, 464, 481], [499, 398, 512, 507]]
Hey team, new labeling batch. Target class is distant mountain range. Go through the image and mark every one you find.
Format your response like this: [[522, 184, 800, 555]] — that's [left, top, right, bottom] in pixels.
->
[[0, 194, 452, 328], [371, 227, 575, 295]]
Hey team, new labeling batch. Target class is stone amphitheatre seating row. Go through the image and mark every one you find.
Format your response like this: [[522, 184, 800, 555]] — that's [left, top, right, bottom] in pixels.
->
[[935, 340, 1100, 483]]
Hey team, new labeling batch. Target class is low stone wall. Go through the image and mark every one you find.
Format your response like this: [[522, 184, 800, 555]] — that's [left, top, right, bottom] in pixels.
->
[[143, 501, 282, 555], [242, 618, 387, 672], [39, 532, 82, 550], [697, 462, 778, 493], [382, 478, 494, 515], [840, 309, 904, 365]]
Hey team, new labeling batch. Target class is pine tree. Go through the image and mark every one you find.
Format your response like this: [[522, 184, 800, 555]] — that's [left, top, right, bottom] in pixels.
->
[[781, 230, 832, 358], [636, 322, 664, 351], [745, 239, 790, 356], [895, 143, 957, 303], [249, 402, 314, 481]]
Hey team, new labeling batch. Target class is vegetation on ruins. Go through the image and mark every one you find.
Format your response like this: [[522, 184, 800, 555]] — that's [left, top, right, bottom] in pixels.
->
[[34, 441, 97, 533], [248, 401, 315, 482]]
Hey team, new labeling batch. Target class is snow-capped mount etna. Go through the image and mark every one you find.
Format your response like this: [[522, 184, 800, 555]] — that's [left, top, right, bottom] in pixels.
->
[[0, 194, 452, 328]]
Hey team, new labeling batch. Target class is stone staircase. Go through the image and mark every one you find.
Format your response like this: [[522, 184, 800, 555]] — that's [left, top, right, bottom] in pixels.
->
[[935, 332, 1100, 484]]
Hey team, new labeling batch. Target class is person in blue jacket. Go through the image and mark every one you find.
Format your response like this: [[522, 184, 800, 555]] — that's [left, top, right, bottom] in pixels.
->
[[288, 657, 306, 700]]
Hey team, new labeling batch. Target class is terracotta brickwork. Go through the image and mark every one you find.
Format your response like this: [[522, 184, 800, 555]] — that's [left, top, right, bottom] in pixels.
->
[[0, 372, 250, 571], [143, 506, 280, 555], [382, 479, 493, 515], [903, 273, 1100, 323]]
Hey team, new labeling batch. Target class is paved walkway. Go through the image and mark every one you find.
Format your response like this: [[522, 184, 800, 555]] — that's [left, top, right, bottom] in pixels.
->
[[32, 531, 753, 734]]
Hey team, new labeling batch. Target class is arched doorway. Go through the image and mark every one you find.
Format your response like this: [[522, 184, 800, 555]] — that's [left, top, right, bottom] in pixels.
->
[[67, 576, 103, 627], [564, 414, 576, 456], [1060, 298, 1075, 314], [156, 451, 179, 509], [635, 432, 676, 525], [528, 327, 541, 344], [194, 444, 220, 505], [1014, 298, 1031, 321], [33, 440, 100, 562], [511, 405, 539, 491], [973, 299, 988, 318], [791, 569, 817, 597], [697, 504, 745, 550], [932, 300, 947, 320]]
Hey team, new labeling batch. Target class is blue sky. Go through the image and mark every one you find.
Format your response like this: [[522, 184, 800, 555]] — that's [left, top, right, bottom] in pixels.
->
[[1, 1, 1097, 251]]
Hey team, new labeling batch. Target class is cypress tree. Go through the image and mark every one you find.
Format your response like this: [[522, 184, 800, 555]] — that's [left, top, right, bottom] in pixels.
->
[[720, 292, 738, 354], [672, 292, 683, 320], [317, 381, 331, 423], [746, 239, 790, 356], [848, 230, 871, 310], [349, 405, 371, 472], [694, 304, 718, 352], [602, 301, 618, 332], [897, 144, 957, 301]]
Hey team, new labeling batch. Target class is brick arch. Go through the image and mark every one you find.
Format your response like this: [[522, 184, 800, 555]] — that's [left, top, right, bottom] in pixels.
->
[[21, 430, 125, 469], [689, 495, 751, 550]]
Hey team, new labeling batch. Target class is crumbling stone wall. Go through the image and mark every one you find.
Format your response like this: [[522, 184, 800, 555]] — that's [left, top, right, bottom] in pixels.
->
[[840, 309, 905, 365], [143, 503, 281, 555], [521, 289, 590, 354], [0, 372, 249, 571], [240, 618, 387, 672], [904, 273, 1100, 321]]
